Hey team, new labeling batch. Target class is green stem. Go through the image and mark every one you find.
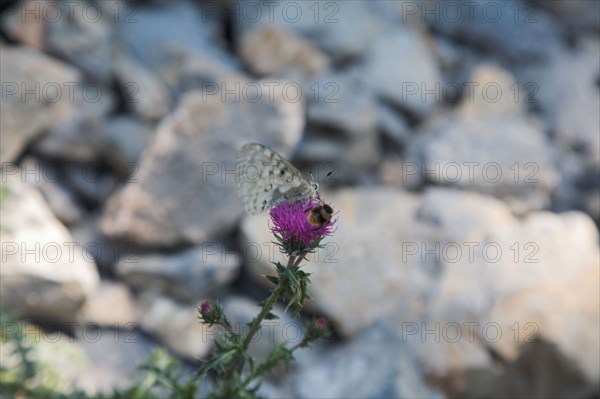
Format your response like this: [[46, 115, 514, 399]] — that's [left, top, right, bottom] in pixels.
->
[[220, 255, 301, 396], [219, 320, 235, 335], [292, 251, 307, 268], [240, 286, 284, 352], [239, 255, 296, 352], [290, 339, 308, 352]]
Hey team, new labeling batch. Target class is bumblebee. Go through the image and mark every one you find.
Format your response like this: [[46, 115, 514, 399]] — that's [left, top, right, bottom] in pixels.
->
[[307, 204, 334, 227]]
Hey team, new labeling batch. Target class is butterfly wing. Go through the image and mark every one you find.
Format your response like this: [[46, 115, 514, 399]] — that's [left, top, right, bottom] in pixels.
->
[[236, 143, 316, 214]]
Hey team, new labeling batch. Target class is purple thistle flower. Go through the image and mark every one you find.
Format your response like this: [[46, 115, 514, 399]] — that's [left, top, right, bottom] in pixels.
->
[[269, 198, 336, 254]]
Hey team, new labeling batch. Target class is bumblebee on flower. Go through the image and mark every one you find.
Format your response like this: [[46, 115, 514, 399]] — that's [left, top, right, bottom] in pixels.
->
[[269, 198, 337, 257]]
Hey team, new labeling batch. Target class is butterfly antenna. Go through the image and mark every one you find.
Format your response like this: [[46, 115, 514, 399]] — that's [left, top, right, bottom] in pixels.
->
[[314, 174, 325, 202]]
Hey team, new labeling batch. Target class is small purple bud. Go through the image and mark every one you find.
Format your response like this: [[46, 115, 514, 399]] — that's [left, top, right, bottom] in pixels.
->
[[200, 301, 212, 315], [315, 316, 327, 328]]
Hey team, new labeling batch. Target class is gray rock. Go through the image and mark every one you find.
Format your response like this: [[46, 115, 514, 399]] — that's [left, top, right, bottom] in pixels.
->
[[457, 339, 600, 399], [136, 293, 214, 360], [432, 35, 485, 90], [33, 117, 104, 163], [365, 0, 412, 25], [377, 102, 411, 146], [101, 85, 304, 247], [66, 163, 117, 206], [379, 157, 411, 186], [68, 213, 130, 274], [307, 70, 378, 136], [21, 157, 85, 226], [1, 1, 114, 81], [77, 281, 138, 326], [534, 0, 600, 32], [74, 325, 156, 395], [407, 116, 557, 213], [242, 186, 600, 397], [170, 50, 246, 97], [518, 39, 600, 167], [295, 132, 380, 184], [33, 104, 151, 178], [116, 246, 240, 302], [289, 323, 443, 399], [0, 44, 82, 163], [32, 83, 115, 163], [405, 64, 559, 213], [410, 189, 600, 398], [359, 26, 442, 119], [0, 0, 45, 48], [429, 0, 562, 63], [118, 1, 226, 72], [0, 171, 100, 322], [299, 67, 382, 183], [119, 18, 240, 106], [455, 63, 525, 117], [417, 187, 515, 238], [101, 116, 155, 172], [234, 0, 379, 64], [516, 38, 599, 219], [256, 381, 295, 399], [238, 24, 330, 77], [584, 190, 600, 222], [43, 1, 114, 81], [111, 51, 171, 121]]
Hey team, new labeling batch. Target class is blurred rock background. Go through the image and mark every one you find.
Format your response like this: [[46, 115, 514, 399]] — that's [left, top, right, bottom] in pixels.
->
[[0, 0, 599, 398]]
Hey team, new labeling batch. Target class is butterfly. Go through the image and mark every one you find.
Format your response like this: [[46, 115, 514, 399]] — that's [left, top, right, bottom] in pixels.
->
[[236, 143, 319, 215]]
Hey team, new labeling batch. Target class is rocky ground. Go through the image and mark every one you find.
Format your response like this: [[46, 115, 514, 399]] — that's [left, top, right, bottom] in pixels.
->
[[1, 0, 599, 398]]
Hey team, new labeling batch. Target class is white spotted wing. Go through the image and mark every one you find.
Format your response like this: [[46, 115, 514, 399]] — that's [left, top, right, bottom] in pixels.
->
[[236, 143, 317, 214]]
